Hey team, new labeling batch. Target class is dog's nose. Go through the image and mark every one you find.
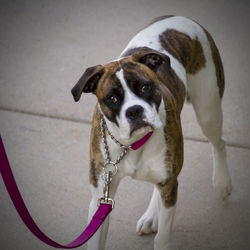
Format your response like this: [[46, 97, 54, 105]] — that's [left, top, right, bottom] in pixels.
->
[[126, 105, 144, 120]]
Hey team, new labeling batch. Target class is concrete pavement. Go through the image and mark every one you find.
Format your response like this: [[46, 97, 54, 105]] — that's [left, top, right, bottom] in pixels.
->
[[0, 0, 250, 249]]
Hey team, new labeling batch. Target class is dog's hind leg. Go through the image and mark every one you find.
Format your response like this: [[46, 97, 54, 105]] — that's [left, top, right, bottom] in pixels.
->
[[187, 64, 232, 199], [136, 186, 160, 235]]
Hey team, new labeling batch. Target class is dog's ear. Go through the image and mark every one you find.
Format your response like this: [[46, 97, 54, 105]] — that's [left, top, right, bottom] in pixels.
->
[[132, 47, 170, 71], [71, 65, 104, 102]]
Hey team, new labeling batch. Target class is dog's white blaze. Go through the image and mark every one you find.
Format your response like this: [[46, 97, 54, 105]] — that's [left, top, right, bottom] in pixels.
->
[[115, 68, 135, 102], [115, 69, 162, 140]]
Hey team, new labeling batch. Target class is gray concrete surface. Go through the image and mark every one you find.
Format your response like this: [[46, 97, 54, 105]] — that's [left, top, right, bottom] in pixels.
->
[[0, 0, 249, 249]]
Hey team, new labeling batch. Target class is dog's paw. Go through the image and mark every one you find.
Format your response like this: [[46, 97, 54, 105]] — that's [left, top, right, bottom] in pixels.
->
[[136, 211, 158, 235], [213, 175, 232, 200]]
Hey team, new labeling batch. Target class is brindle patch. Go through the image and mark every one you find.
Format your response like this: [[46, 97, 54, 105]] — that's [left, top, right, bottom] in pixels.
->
[[157, 59, 186, 112], [90, 159, 98, 186], [160, 29, 206, 74], [95, 62, 124, 125], [156, 64, 184, 208], [204, 29, 225, 98], [157, 177, 178, 207], [89, 106, 104, 187], [164, 108, 183, 177], [156, 98, 183, 208]]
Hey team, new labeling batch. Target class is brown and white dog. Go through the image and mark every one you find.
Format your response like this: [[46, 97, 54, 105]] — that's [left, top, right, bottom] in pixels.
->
[[71, 16, 232, 250]]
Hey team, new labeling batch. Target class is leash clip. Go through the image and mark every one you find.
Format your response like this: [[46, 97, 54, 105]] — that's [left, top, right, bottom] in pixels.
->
[[98, 171, 115, 209]]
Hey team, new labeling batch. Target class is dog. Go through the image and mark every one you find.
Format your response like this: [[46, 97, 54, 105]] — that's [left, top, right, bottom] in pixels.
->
[[71, 15, 232, 250]]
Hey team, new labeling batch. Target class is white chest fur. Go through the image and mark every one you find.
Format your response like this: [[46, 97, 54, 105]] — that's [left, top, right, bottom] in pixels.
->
[[102, 128, 167, 183]]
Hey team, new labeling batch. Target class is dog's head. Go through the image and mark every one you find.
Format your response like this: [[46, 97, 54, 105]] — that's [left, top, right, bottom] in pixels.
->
[[72, 47, 171, 140]]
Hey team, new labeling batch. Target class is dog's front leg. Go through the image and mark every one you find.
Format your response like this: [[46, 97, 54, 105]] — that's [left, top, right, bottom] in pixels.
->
[[154, 178, 178, 250], [87, 175, 121, 250]]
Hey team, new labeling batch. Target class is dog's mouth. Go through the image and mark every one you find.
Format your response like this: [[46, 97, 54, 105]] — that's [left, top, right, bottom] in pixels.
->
[[130, 121, 154, 137]]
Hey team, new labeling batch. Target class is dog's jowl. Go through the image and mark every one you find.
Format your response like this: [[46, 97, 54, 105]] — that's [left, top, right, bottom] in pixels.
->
[[72, 16, 232, 250]]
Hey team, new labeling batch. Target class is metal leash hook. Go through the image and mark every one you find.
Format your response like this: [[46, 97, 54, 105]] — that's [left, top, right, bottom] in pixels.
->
[[98, 171, 115, 209]]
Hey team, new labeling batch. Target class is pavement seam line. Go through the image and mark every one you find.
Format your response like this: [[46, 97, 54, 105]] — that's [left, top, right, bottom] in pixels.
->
[[0, 106, 91, 125], [1, 106, 249, 150]]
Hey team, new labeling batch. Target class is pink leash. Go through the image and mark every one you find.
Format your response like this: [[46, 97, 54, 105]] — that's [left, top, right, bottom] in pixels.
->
[[0, 130, 153, 248], [0, 135, 112, 249]]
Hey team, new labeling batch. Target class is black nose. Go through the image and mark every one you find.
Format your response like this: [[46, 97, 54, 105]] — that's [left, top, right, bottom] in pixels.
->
[[126, 105, 144, 120]]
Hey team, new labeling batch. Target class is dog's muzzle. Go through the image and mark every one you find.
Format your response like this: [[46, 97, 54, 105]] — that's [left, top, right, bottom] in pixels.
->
[[126, 105, 154, 136]]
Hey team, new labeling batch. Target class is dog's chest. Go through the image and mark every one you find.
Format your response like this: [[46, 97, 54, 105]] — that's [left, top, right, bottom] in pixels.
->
[[102, 127, 168, 183]]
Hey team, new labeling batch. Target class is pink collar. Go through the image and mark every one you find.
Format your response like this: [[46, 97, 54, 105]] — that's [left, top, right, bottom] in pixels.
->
[[130, 131, 154, 150]]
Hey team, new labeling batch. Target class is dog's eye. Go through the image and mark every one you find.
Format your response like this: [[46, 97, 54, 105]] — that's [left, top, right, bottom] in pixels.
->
[[140, 83, 152, 93], [107, 95, 118, 104]]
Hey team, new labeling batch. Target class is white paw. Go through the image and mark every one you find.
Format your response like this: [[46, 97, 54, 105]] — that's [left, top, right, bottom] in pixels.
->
[[136, 211, 158, 235], [213, 175, 232, 200]]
